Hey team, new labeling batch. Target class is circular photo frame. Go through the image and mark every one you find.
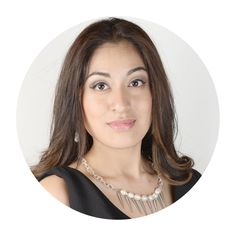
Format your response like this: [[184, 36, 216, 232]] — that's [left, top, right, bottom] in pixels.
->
[[16, 17, 219, 220]]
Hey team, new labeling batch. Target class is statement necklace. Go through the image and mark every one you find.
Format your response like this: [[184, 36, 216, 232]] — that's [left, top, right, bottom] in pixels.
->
[[81, 158, 166, 215]]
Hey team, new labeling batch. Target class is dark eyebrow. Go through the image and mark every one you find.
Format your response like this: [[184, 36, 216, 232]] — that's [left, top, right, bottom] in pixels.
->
[[86, 66, 147, 79], [127, 66, 147, 76], [86, 71, 110, 79]]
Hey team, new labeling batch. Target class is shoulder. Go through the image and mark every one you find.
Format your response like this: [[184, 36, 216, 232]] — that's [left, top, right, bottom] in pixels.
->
[[184, 168, 201, 190], [172, 168, 202, 202], [40, 175, 69, 206], [190, 169, 201, 185]]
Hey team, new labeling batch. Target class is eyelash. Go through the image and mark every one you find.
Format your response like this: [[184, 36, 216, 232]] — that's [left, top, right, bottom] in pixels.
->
[[129, 79, 146, 87], [90, 79, 146, 91], [91, 82, 109, 91]]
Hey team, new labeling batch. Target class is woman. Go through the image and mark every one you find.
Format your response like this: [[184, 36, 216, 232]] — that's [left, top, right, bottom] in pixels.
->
[[33, 17, 201, 219]]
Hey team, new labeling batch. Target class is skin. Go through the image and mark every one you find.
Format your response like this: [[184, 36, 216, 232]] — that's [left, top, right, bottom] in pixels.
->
[[82, 40, 152, 179], [41, 40, 173, 218]]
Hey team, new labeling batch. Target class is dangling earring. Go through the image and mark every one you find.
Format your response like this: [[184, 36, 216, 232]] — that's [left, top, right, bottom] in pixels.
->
[[74, 132, 79, 143]]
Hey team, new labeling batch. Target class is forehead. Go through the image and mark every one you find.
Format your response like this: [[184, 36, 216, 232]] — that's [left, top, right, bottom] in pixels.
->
[[88, 41, 145, 73]]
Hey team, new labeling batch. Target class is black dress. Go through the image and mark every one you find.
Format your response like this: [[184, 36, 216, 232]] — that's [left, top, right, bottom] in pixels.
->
[[37, 167, 201, 220]]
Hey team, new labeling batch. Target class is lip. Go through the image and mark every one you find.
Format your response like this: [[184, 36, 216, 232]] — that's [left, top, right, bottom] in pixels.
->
[[107, 119, 136, 131]]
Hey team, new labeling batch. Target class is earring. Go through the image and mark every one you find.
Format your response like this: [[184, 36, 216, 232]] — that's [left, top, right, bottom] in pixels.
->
[[74, 132, 79, 143]]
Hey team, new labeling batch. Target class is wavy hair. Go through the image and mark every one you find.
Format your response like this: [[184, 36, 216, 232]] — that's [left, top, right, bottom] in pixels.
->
[[32, 17, 194, 184]]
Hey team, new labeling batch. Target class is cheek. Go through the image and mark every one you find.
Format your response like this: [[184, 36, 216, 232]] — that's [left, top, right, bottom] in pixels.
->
[[82, 94, 107, 121], [132, 92, 152, 118]]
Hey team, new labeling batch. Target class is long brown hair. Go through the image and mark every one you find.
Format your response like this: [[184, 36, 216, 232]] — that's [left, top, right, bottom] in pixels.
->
[[32, 17, 194, 184]]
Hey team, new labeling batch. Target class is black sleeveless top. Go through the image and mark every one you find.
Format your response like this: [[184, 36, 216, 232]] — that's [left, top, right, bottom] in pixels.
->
[[37, 167, 201, 220]]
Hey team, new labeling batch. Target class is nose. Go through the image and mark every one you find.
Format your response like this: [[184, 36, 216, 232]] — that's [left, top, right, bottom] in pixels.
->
[[110, 87, 131, 113]]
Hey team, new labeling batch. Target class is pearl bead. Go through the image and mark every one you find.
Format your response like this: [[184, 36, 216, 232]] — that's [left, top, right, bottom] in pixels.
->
[[152, 193, 158, 199], [128, 192, 134, 198], [148, 195, 154, 201], [155, 188, 161, 194], [120, 190, 127, 195], [134, 194, 141, 200], [141, 195, 148, 201]]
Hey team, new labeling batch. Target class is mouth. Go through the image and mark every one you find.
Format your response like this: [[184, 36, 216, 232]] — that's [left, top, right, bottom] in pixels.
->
[[107, 119, 136, 131]]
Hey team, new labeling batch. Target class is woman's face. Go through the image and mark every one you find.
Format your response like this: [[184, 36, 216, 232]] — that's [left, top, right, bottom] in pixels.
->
[[82, 40, 152, 149]]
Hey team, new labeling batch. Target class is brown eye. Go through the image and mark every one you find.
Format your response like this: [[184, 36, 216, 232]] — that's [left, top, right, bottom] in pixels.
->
[[129, 79, 146, 87], [91, 82, 109, 91]]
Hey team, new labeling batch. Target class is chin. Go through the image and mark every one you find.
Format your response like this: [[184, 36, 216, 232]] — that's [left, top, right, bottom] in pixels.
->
[[102, 136, 143, 149], [106, 142, 140, 149]]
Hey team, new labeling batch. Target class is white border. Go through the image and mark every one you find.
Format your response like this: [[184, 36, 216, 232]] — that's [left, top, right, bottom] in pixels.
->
[[1, 1, 235, 235]]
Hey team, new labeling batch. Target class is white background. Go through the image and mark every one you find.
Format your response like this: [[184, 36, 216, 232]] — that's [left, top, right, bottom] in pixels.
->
[[0, 0, 235, 235]]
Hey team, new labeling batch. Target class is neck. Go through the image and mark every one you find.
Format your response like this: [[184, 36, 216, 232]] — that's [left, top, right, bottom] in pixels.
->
[[84, 140, 149, 180]]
